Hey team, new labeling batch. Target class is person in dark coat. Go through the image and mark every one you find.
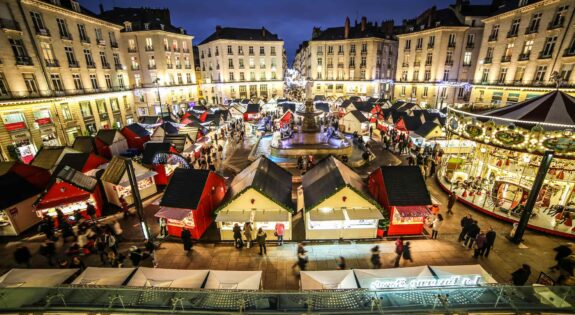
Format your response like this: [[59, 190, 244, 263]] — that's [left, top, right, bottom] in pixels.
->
[[86, 202, 97, 221], [473, 231, 487, 258], [232, 223, 243, 249], [484, 227, 497, 258], [370, 246, 382, 269], [394, 237, 404, 268], [129, 246, 143, 267], [13, 246, 32, 268], [447, 192, 457, 215], [465, 221, 480, 248], [511, 264, 531, 285], [38, 216, 55, 240], [458, 214, 473, 242], [402, 242, 413, 265], [69, 256, 86, 271], [39, 240, 56, 266], [181, 228, 192, 252], [551, 244, 573, 270]]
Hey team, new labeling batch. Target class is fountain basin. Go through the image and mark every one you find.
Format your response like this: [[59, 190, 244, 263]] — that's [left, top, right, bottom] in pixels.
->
[[270, 131, 352, 157]]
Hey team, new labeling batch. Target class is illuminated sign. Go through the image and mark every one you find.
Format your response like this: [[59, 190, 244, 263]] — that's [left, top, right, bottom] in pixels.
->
[[370, 275, 482, 290]]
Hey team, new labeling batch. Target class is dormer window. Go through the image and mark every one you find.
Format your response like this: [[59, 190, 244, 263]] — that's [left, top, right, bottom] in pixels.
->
[[70, 0, 80, 12], [144, 23, 149, 30], [160, 24, 165, 31], [124, 21, 132, 32], [435, 21, 441, 26], [50, 0, 61, 5], [518, 0, 528, 6]]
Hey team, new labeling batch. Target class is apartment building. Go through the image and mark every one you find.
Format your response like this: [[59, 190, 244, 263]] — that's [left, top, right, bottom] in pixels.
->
[[0, 0, 133, 163], [99, 7, 197, 116], [471, 0, 575, 108], [295, 17, 398, 99], [198, 26, 285, 103], [394, 1, 492, 109], [293, 41, 310, 80]]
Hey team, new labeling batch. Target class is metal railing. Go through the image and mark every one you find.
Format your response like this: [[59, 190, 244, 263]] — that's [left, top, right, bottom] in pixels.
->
[[0, 86, 132, 100], [0, 18, 20, 30], [0, 285, 573, 314]]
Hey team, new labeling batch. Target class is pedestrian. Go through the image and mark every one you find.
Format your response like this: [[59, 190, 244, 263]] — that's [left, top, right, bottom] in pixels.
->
[[402, 241, 413, 265], [119, 195, 130, 219], [69, 255, 86, 271], [474, 230, 487, 258], [394, 237, 404, 268], [128, 246, 143, 267], [56, 209, 76, 242], [256, 227, 267, 255], [159, 217, 168, 238], [458, 214, 472, 241], [484, 226, 497, 258], [370, 245, 382, 269], [39, 239, 56, 266], [233, 223, 243, 249], [112, 219, 123, 241], [243, 222, 253, 248], [292, 243, 306, 269], [428, 159, 437, 178], [465, 220, 480, 249], [13, 245, 32, 268], [95, 234, 107, 265], [105, 231, 118, 254], [447, 191, 457, 215], [551, 243, 573, 270], [274, 222, 285, 246], [38, 216, 55, 241], [335, 256, 347, 270], [431, 214, 443, 239], [86, 202, 97, 222], [181, 228, 193, 253], [511, 264, 531, 285], [297, 250, 308, 271]]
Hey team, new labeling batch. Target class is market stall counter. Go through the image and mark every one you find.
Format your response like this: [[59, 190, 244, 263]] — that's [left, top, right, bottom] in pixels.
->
[[101, 156, 157, 207]]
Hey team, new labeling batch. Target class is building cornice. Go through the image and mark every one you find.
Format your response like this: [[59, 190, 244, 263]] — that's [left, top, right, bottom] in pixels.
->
[[0, 90, 131, 107], [121, 30, 193, 39], [397, 25, 471, 38], [482, 0, 560, 22], [198, 39, 284, 47], [201, 80, 284, 86], [309, 37, 397, 44], [22, 0, 123, 30]]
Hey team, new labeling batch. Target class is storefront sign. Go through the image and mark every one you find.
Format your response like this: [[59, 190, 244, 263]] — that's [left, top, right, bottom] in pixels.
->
[[4, 121, 27, 131], [35, 117, 52, 126], [370, 275, 482, 290]]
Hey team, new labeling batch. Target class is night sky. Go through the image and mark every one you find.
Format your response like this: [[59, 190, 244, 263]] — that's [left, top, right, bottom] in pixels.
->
[[87, 0, 491, 65]]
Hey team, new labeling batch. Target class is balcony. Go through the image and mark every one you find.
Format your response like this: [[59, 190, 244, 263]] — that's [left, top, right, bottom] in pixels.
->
[[79, 36, 90, 44], [425, 62, 432, 66], [525, 26, 538, 34], [360, 63, 366, 68], [447, 42, 456, 48], [87, 62, 96, 69], [60, 32, 72, 40], [337, 63, 343, 68], [427, 44, 434, 49], [349, 63, 355, 68], [176, 64, 182, 69], [97, 39, 106, 46], [466, 43, 475, 49], [414, 61, 421, 67], [131, 64, 140, 70], [248, 51, 254, 56], [403, 47, 411, 52], [415, 46, 423, 51], [402, 62, 409, 67], [538, 51, 553, 59], [148, 64, 156, 69], [114, 63, 123, 70], [175, 48, 181, 53], [338, 51, 344, 55], [270, 52, 276, 56], [488, 34, 498, 42], [445, 60, 453, 66], [361, 50, 368, 55], [35, 27, 50, 37], [45, 59, 59, 67], [564, 48, 575, 57], [15, 56, 33, 66], [145, 45, 154, 52], [462, 62, 472, 67], [69, 61, 80, 68], [110, 41, 118, 48], [0, 18, 20, 31], [167, 64, 173, 69], [501, 55, 512, 63], [518, 52, 530, 61], [185, 65, 192, 69], [164, 46, 170, 52], [128, 47, 137, 53], [507, 30, 518, 38], [182, 48, 190, 53], [483, 57, 492, 64], [349, 50, 355, 55], [548, 19, 564, 30], [102, 62, 110, 69], [326, 64, 333, 68]]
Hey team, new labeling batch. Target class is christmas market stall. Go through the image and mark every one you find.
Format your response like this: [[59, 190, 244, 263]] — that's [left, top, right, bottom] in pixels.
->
[[340, 110, 369, 135], [214, 157, 293, 241], [127, 268, 209, 289], [150, 122, 179, 142], [244, 103, 261, 121], [155, 169, 226, 239], [141, 142, 188, 186], [34, 166, 103, 220], [100, 156, 157, 207], [121, 123, 151, 152], [72, 136, 96, 153], [0, 171, 45, 236], [300, 270, 358, 290], [302, 156, 384, 240], [95, 129, 129, 159], [203, 270, 262, 290], [369, 166, 432, 236], [441, 90, 575, 238], [53, 153, 108, 175], [354, 266, 434, 289], [30, 146, 80, 173], [71, 267, 135, 286]]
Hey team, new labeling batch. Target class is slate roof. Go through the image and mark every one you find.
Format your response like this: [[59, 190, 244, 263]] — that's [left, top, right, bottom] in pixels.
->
[[414, 121, 441, 138], [96, 130, 120, 145], [164, 134, 190, 152], [312, 23, 393, 41], [53, 153, 90, 175], [100, 156, 126, 185], [302, 156, 370, 211], [315, 102, 330, 113], [281, 102, 297, 113], [31, 146, 78, 170], [489, 0, 540, 16], [142, 142, 172, 165], [72, 136, 96, 153], [57, 166, 98, 192], [99, 7, 187, 35], [355, 101, 374, 113], [124, 123, 150, 138], [246, 103, 260, 113], [225, 157, 292, 210], [402, 115, 424, 131], [160, 168, 210, 209], [379, 166, 432, 206], [200, 27, 281, 45], [0, 172, 41, 209], [159, 122, 179, 135], [347, 110, 368, 123], [341, 100, 354, 108], [139, 116, 161, 125]]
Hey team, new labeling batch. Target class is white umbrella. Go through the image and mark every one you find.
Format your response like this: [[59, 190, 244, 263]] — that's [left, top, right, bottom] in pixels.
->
[[127, 268, 209, 289], [71, 267, 135, 286], [300, 270, 358, 290], [203, 270, 262, 290]]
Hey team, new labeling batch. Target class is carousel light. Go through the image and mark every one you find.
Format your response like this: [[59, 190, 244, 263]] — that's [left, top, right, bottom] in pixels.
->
[[564, 129, 574, 137]]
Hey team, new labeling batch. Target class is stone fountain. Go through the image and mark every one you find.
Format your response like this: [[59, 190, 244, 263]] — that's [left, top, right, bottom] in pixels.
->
[[270, 99, 352, 158]]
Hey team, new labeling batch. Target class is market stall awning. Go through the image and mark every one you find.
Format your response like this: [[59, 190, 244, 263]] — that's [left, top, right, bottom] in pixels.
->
[[0, 268, 77, 287], [253, 210, 289, 222], [395, 205, 431, 218], [429, 264, 497, 284], [35, 182, 91, 210], [127, 268, 209, 289], [345, 208, 384, 220], [308, 208, 345, 221], [118, 170, 157, 187], [204, 270, 262, 290], [215, 210, 252, 222], [71, 267, 135, 286], [354, 266, 434, 288], [154, 207, 190, 221], [300, 270, 358, 290]]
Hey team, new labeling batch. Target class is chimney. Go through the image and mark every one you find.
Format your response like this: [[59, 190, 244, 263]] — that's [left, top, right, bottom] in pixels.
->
[[261, 27, 266, 38], [361, 16, 367, 32], [99, 3, 104, 14], [344, 17, 350, 39], [216, 25, 222, 34]]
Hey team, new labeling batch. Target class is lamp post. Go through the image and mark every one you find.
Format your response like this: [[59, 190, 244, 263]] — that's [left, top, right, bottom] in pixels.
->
[[154, 78, 162, 117], [124, 158, 152, 241]]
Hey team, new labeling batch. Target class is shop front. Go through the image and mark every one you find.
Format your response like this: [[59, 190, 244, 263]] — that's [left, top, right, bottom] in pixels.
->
[[302, 156, 384, 240], [0, 173, 43, 236], [100, 157, 157, 207], [155, 169, 226, 239], [441, 91, 575, 238], [33, 108, 59, 146], [214, 157, 293, 241], [2, 112, 36, 164], [141, 142, 188, 186]]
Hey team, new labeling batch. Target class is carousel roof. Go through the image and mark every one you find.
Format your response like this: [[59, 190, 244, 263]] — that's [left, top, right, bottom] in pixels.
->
[[480, 90, 575, 128]]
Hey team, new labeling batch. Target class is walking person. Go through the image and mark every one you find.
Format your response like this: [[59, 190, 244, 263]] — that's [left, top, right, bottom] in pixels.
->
[[431, 214, 443, 239], [292, 243, 306, 269], [473, 230, 487, 258], [550, 243, 573, 271], [243, 222, 253, 248], [511, 264, 531, 285], [119, 195, 130, 219], [38, 216, 55, 241], [13, 245, 32, 268], [447, 191, 457, 215], [459, 214, 473, 241], [402, 241, 413, 265], [394, 237, 404, 268], [233, 223, 243, 249], [297, 250, 308, 271], [256, 228, 267, 255], [336, 256, 347, 270], [274, 222, 285, 246], [159, 217, 168, 238], [465, 221, 480, 249], [370, 245, 382, 269], [483, 227, 497, 258], [128, 246, 143, 267], [39, 239, 56, 266], [86, 202, 97, 222], [181, 227, 193, 253]]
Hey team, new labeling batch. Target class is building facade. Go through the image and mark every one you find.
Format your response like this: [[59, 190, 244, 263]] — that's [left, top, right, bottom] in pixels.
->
[[0, 0, 134, 162], [394, 1, 492, 109], [295, 17, 398, 99], [99, 7, 197, 117], [471, 0, 575, 109], [198, 26, 285, 104]]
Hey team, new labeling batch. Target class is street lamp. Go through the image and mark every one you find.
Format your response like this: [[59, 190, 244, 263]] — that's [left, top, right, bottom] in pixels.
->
[[154, 78, 162, 117]]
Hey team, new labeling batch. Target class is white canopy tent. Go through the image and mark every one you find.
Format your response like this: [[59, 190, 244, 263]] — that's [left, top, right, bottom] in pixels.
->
[[71, 267, 135, 286], [0, 268, 77, 287], [127, 268, 209, 289], [203, 270, 262, 290], [300, 270, 358, 290], [354, 266, 434, 289], [429, 264, 497, 284]]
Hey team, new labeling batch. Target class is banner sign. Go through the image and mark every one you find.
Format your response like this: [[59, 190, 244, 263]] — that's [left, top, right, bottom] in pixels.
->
[[370, 275, 482, 290]]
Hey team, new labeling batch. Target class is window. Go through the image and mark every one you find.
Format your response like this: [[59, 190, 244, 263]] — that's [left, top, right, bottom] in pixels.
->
[[41, 42, 55, 63], [89, 74, 98, 90], [425, 52, 432, 65], [80, 102, 92, 118], [227, 45, 233, 55], [463, 51, 472, 66], [401, 70, 408, 81], [110, 98, 120, 112], [72, 74, 83, 90], [104, 74, 112, 89], [95, 28, 103, 42], [113, 53, 121, 67], [416, 38, 423, 49], [117, 74, 125, 88], [428, 36, 435, 48], [360, 56, 366, 67], [412, 70, 419, 81], [77, 24, 89, 42], [551, 5, 569, 28], [30, 12, 47, 34], [338, 45, 344, 54], [259, 58, 265, 68], [173, 40, 179, 51], [250, 71, 255, 81], [442, 69, 449, 81], [21, 74, 38, 94], [361, 43, 367, 53], [481, 68, 489, 82], [145, 37, 153, 50], [424, 70, 431, 81], [84, 49, 95, 67], [57, 18, 70, 39], [9, 39, 31, 65], [249, 57, 255, 69], [489, 25, 499, 41], [65, 46, 76, 66], [99, 51, 108, 68], [228, 58, 234, 69], [466, 34, 475, 47], [360, 69, 366, 79], [51, 74, 63, 92], [271, 58, 277, 68], [271, 71, 277, 80], [448, 34, 456, 47], [518, 0, 528, 6], [349, 44, 355, 53], [527, 13, 542, 33], [130, 56, 139, 69], [561, 64, 573, 81], [239, 72, 245, 81], [260, 46, 265, 55], [509, 19, 520, 36], [148, 55, 155, 68], [541, 36, 557, 58], [238, 46, 244, 55], [229, 72, 234, 81], [404, 40, 411, 50], [534, 65, 547, 83], [445, 51, 453, 65], [498, 68, 508, 83], [248, 46, 254, 55], [128, 39, 136, 52], [522, 40, 533, 56], [239, 59, 244, 69], [109, 32, 117, 46], [514, 66, 525, 83], [485, 47, 494, 62], [186, 73, 192, 83], [177, 73, 183, 84], [400, 86, 406, 96], [60, 104, 72, 120], [348, 56, 354, 67], [96, 100, 107, 119], [271, 46, 276, 55], [423, 87, 428, 97]]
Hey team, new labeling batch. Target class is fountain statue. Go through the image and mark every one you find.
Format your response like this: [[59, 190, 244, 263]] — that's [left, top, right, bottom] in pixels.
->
[[299, 99, 321, 132]]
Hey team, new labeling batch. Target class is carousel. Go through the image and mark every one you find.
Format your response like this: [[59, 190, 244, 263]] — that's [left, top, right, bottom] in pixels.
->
[[440, 90, 575, 238]]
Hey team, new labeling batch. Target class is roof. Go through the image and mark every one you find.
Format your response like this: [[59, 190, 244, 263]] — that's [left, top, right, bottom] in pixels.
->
[[0, 172, 41, 209], [379, 166, 431, 206], [96, 129, 122, 145], [72, 136, 96, 153], [302, 156, 368, 210], [312, 22, 394, 41], [123, 123, 150, 138], [225, 157, 292, 210], [315, 102, 330, 113], [200, 27, 281, 45], [164, 134, 190, 152], [159, 122, 179, 135], [160, 169, 211, 209], [314, 95, 326, 102], [355, 101, 374, 113], [53, 153, 90, 175], [246, 103, 260, 113], [100, 156, 126, 184], [281, 102, 297, 113], [346, 110, 368, 123], [489, 0, 541, 16], [31, 146, 78, 170], [142, 142, 172, 165], [0, 161, 15, 176], [139, 116, 161, 125], [341, 100, 354, 108], [414, 121, 441, 138], [479, 91, 575, 130], [99, 7, 187, 35], [56, 166, 98, 192]]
